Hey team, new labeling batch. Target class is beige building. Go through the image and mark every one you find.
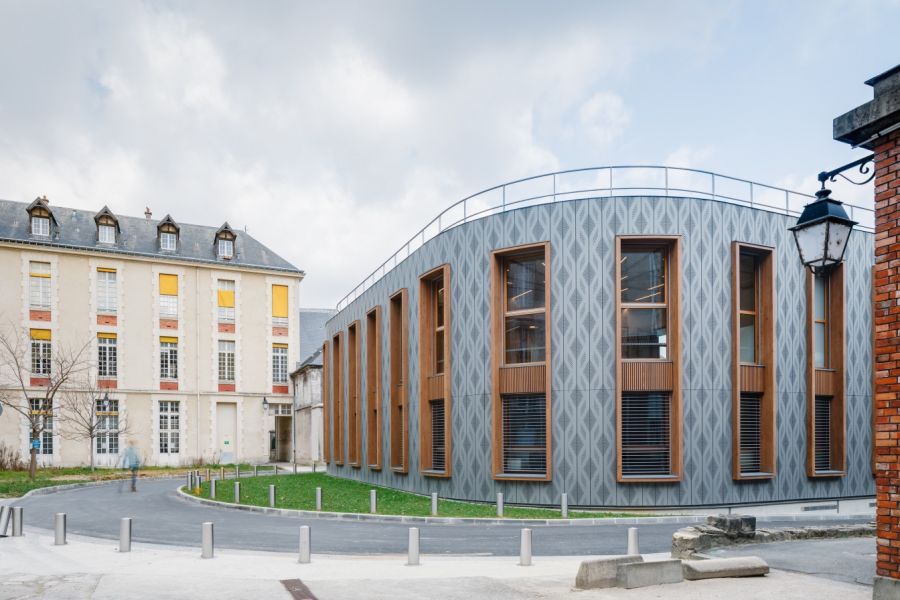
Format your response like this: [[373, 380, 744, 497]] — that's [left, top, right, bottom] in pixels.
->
[[290, 308, 334, 464], [0, 197, 304, 467]]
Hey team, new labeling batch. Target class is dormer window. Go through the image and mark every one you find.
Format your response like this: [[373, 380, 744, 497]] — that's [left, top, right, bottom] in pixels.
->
[[98, 225, 116, 244], [26, 196, 56, 238], [32, 216, 50, 236], [218, 238, 234, 259], [157, 215, 180, 252], [160, 232, 177, 251], [214, 222, 237, 261], [94, 206, 120, 245]]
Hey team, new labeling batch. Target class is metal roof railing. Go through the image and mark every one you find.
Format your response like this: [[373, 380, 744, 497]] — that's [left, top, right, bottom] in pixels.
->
[[336, 165, 874, 311]]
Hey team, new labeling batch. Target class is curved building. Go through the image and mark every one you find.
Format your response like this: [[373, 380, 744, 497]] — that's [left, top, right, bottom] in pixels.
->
[[324, 167, 875, 508]]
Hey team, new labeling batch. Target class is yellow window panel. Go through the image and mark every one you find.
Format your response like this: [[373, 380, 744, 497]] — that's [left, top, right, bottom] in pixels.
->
[[272, 285, 288, 318], [97, 332, 117, 339], [159, 274, 178, 296], [97, 267, 117, 273], [160, 336, 178, 344], [30, 329, 51, 340], [273, 343, 288, 349], [217, 290, 235, 308]]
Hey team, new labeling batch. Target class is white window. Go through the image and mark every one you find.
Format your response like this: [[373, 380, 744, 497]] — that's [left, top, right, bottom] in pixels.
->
[[160, 232, 177, 251], [98, 337, 117, 378], [160, 341, 178, 380], [29, 398, 53, 455], [31, 339, 51, 375], [273, 345, 288, 384], [159, 401, 180, 454], [272, 403, 291, 416], [218, 280, 235, 322], [29, 262, 51, 310], [95, 398, 119, 455], [97, 270, 117, 313], [218, 340, 235, 382], [160, 295, 178, 318], [98, 224, 116, 244], [31, 216, 50, 236], [217, 238, 234, 259]]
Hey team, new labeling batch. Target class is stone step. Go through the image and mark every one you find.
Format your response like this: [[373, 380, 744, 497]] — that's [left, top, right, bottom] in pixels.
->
[[574, 555, 642, 589], [616, 559, 683, 589], [682, 556, 769, 580]]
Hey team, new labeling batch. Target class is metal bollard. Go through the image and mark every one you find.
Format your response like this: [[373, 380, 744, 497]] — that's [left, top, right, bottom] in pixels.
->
[[269, 484, 276, 508], [627, 527, 639, 555], [210, 478, 217, 499], [254, 465, 259, 477], [234, 481, 241, 504], [315, 487, 322, 511], [220, 466, 225, 480], [206, 468, 211, 482], [196, 475, 203, 491], [54, 513, 66, 545], [312, 462, 316, 473], [370, 490, 377, 514], [407, 527, 420, 566], [519, 528, 532, 566], [119, 518, 132, 552], [187, 471, 193, 489], [561, 493, 568, 518], [298, 525, 310, 564], [293, 462, 297, 474], [496, 492, 504, 517], [201, 522, 214, 559], [0, 505, 10, 536], [11, 507, 23, 537], [236, 465, 240, 479], [431, 493, 438, 517]]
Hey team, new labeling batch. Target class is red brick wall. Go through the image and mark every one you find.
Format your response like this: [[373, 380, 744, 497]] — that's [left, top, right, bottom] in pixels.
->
[[873, 128, 900, 579]]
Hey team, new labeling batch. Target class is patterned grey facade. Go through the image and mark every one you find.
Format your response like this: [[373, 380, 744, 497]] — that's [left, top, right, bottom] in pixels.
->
[[325, 195, 874, 507]]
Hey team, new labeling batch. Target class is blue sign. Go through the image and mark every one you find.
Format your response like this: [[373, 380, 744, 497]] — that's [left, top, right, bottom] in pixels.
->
[[31, 439, 40, 450]]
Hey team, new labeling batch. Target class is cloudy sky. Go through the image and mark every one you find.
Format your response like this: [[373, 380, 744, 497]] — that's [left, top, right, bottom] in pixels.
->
[[1, 1, 897, 307]]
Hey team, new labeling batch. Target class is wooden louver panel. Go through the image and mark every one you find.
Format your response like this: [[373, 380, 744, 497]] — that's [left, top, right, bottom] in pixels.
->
[[620, 362, 673, 392], [739, 393, 762, 474], [499, 365, 545, 395], [620, 392, 671, 478], [501, 394, 547, 475]]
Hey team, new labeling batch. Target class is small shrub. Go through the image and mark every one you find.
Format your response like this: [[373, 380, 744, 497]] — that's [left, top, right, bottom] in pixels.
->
[[0, 443, 25, 471]]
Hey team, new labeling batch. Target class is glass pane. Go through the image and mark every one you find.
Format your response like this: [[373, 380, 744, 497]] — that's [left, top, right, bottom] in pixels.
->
[[505, 255, 545, 312], [434, 329, 444, 374], [739, 314, 756, 363], [739, 253, 757, 311], [435, 282, 444, 328], [621, 248, 665, 303], [621, 307, 667, 359], [814, 323, 827, 368], [504, 314, 546, 364], [814, 275, 827, 321]]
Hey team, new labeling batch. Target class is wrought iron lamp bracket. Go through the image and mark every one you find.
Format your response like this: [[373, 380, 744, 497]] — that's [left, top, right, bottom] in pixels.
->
[[817, 154, 875, 188]]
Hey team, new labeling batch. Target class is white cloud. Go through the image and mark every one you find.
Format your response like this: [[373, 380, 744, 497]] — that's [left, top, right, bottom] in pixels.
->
[[664, 145, 714, 169], [577, 92, 631, 146]]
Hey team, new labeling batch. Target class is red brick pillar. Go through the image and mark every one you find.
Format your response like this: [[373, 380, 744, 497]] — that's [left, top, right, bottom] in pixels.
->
[[833, 65, 900, 598]]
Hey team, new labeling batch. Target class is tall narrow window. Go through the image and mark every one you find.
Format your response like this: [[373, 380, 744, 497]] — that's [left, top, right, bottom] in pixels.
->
[[389, 289, 408, 472], [95, 398, 119, 455], [159, 274, 178, 319], [366, 308, 382, 469], [159, 401, 180, 454], [160, 232, 177, 251], [273, 344, 288, 384], [322, 341, 331, 464], [29, 399, 53, 454], [731, 243, 776, 479], [492, 244, 552, 480], [806, 266, 845, 477], [272, 285, 289, 328], [98, 334, 118, 378], [98, 224, 116, 244], [218, 238, 234, 259], [217, 280, 235, 323], [31, 216, 50, 236], [419, 266, 451, 476], [218, 341, 235, 382], [31, 329, 51, 376], [347, 322, 361, 466], [616, 237, 681, 482], [160, 337, 178, 380], [332, 332, 344, 465], [29, 262, 51, 310], [97, 269, 117, 314]]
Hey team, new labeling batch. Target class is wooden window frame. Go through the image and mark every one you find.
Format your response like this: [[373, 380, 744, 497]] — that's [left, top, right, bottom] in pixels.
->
[[388, 289, 409, 473], [805, 266, 846, 477], [332, 331, 344, 465], [322, 340, 330, 464], [491, 242, 552, 482], [366, 307, 382, 470], [347, 321, 362, 467], [731, 242, 777, 480], [615, 235, 682, 483], [419, 264, 452, 477]]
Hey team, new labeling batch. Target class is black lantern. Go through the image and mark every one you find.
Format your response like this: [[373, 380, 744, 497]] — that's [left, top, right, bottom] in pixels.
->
[[789, 188, 857, 274], [262, 397, 269, 413]]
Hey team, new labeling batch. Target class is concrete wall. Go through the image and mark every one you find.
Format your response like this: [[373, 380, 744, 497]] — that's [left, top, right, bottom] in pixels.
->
[[0, 242, 301, 467], [293, 365, 323, 463], [325, 195, 875, 507]]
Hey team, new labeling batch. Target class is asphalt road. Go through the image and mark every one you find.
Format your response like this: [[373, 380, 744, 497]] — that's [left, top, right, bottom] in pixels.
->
[[12, 478, 872, 556]]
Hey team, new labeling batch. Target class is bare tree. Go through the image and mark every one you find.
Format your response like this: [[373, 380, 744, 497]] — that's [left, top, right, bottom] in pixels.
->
[[0, 328, 90, 480], [59, 379, 130, 472]]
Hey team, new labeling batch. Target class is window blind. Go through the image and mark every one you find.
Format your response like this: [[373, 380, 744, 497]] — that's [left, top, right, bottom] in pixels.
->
[[739, 393, 762, 474], [501, 394, 547, 475], [159, 274, 178, 296], [30, 328, 51, 340], [814, 396, 832, 472], [430, 399, 446, 472], [621, 393, 671, 477], [272, 285, 289, 318]]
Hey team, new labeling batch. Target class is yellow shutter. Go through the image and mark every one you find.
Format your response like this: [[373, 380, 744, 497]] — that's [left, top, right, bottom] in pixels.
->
[[217, 290, 235, 308], [30, 329, 51, 340], [97, 332, 117, 339], [272, 285, 288, 318], [160, 336, 178, 344], [159, 274, 178, 296], [273, 343, 288, 349], [29, 262, 51, 278], [97, 267, 117, 273]]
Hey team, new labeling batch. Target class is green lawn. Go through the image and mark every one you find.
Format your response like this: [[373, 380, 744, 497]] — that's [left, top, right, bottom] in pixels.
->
[[0, 465, 207, 498], [189, 473, 639, 519]]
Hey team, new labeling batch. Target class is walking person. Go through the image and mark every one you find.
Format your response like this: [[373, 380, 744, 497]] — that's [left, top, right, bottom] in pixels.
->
[[120, 440, 141, 492]]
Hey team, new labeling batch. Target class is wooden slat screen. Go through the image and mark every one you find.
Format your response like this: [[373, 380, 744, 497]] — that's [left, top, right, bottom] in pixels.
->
[[501, 394, 547, 475], [814, 395, 832, 472], [621, 393, 671, 477], [739, 393, 762, 474], [430, 400, 446, 472]]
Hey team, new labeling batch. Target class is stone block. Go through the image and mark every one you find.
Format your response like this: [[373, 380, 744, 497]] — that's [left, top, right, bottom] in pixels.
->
[[682, 557, 769, 580], [574, 555, 643, 589], [706, 514, 756, 538], [616, 559, 683, 589], [874, 575, 900, 600]]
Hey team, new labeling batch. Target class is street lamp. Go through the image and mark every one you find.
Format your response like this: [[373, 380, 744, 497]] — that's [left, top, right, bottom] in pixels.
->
[[262, 397, 269, 414], [789, 187, 857, 274]]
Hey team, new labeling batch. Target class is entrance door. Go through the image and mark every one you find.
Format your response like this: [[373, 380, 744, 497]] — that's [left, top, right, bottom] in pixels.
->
[[276, 416, 291, 462], [216, 403, 237, 464]]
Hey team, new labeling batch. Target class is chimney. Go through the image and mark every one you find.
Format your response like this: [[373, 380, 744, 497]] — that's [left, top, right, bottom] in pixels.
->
[[144, 207, 152, 220]]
